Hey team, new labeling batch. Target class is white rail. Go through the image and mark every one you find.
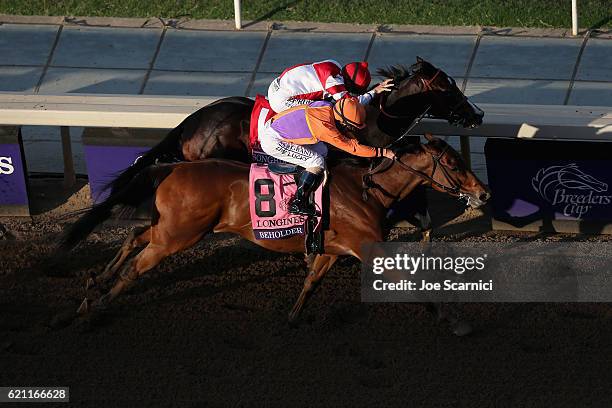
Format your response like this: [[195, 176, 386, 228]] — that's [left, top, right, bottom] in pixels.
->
[[0, 93, 218, 128], [413, 104, 612, 141], [0, 93, 610, 187], [0, 94, 609, 141]]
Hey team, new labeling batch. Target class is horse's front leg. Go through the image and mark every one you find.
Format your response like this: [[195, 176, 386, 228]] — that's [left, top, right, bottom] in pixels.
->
[[288, 254, 338, 323], [388, 187, 432, 242]]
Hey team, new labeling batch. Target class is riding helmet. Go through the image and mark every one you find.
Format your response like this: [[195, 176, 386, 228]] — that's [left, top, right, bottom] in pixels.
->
[[342, 61, 371, 94], [333, 97, 367, 131]]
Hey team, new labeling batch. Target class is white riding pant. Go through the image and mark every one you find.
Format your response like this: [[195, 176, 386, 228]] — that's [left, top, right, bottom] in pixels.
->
[[259, 122, 328, 170]]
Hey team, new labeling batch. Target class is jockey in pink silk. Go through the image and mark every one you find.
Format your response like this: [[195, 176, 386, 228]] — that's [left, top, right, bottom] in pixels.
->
[[267, 60, 394, 113], [259, 97, 395, 216]]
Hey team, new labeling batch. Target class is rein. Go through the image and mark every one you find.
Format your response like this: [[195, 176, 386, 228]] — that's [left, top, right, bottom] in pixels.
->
[[362, 146, 462, 204], [385, 105, 431, 149]]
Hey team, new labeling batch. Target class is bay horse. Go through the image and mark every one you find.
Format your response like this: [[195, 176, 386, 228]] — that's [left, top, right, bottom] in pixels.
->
[[103, 57, 484, 234], [61, 134, 490, 333]]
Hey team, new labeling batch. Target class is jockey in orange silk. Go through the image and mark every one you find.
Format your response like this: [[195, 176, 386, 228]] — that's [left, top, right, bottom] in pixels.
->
[[259, 97, 395, 216]]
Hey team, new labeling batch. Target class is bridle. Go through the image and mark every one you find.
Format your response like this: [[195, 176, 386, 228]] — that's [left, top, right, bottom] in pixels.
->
[[446, 94, 472, 124], [358, 63, 483, 205], [362, 145, 462, 203], [378, 68, 472, 126], [378, 69, 440, 120], [420, 69, 441, 91]]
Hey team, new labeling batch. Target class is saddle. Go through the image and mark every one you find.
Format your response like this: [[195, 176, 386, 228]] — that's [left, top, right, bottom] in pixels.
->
[[268, 162, 301, 175]]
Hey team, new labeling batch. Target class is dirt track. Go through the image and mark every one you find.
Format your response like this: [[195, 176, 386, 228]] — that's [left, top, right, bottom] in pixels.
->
[[1, 180, 611, 407]]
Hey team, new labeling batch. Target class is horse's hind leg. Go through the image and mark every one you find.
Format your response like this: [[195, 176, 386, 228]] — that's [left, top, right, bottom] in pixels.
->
[[288, 254, 338, 323], [92, 243, 171, 310], [85, 228, 206, 314], [97, 226, 150, 285]]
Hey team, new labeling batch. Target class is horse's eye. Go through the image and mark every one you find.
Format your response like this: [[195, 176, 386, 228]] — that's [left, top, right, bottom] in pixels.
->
[[452, 167, 460, 172]]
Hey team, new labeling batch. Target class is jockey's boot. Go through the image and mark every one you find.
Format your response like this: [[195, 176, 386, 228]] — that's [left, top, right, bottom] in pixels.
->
[[289, 171, 322, 217]]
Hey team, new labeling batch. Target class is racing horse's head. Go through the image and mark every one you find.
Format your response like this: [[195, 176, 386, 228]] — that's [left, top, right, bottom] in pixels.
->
[[393, 134, 490, 208], [378, 56, 484, 129]]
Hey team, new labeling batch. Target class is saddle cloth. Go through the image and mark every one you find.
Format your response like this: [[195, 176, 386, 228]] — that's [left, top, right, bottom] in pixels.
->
[[249, 163, 323, 240], [249, 94, 277, 163]]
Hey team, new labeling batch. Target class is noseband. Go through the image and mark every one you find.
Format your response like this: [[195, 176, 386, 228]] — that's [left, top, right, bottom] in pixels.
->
[[446, 94, 472, 124], [362, 145, 462, 203]]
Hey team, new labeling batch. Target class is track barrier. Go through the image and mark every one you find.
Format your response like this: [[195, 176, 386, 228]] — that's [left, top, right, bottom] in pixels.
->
[[1, 93, 611, 233]]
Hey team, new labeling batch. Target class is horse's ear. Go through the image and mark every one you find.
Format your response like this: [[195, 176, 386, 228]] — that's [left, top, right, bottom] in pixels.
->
[[424, 132, 435, 142], [416, 56, 424, 63]]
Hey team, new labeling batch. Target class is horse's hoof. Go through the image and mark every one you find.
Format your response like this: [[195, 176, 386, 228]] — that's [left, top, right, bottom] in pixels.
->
[[85, 277, 96, 290], [76, 298, 89, 315], [287, 308, 302, 328], [287, 313, 298, 327], [451, 320, 473, 337], [97, 293, 112, 308]]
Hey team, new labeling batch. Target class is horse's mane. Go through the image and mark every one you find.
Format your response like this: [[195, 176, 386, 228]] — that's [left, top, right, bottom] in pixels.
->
[[377, 58, 437, 85], [394, 142, 425, 156], [377, 64, 415, 82]]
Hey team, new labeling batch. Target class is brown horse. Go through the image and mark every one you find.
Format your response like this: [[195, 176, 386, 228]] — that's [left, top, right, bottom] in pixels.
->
[[106, 58, 483, 192], [103, 57, 484, 234], [62, 134, 490, 331]]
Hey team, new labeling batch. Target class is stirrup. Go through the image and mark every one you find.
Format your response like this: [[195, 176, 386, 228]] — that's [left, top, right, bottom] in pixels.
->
[[289, 202, 316, 217]]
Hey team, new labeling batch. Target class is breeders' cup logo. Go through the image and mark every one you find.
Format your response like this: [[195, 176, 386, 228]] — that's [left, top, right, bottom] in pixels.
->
[[532, 163, 611, 218], [0, 156, 15, 175]]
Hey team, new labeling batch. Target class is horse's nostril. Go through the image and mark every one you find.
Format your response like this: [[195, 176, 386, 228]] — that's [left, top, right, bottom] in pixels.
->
[[479, 192, 490, 202]]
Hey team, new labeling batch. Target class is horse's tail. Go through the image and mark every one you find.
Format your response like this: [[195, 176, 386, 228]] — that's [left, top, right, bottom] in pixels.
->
[[103, 123, 183, 197], [58, 164, 174, 253]]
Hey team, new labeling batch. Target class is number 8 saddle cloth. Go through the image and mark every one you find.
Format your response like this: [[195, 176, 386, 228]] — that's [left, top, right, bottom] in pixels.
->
[[248, 163, 324, 241]]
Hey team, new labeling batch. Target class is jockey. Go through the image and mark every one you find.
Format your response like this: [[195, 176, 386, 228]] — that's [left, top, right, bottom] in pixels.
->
[[259, 97, 396, 216], [267, 60, 394, 113]]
